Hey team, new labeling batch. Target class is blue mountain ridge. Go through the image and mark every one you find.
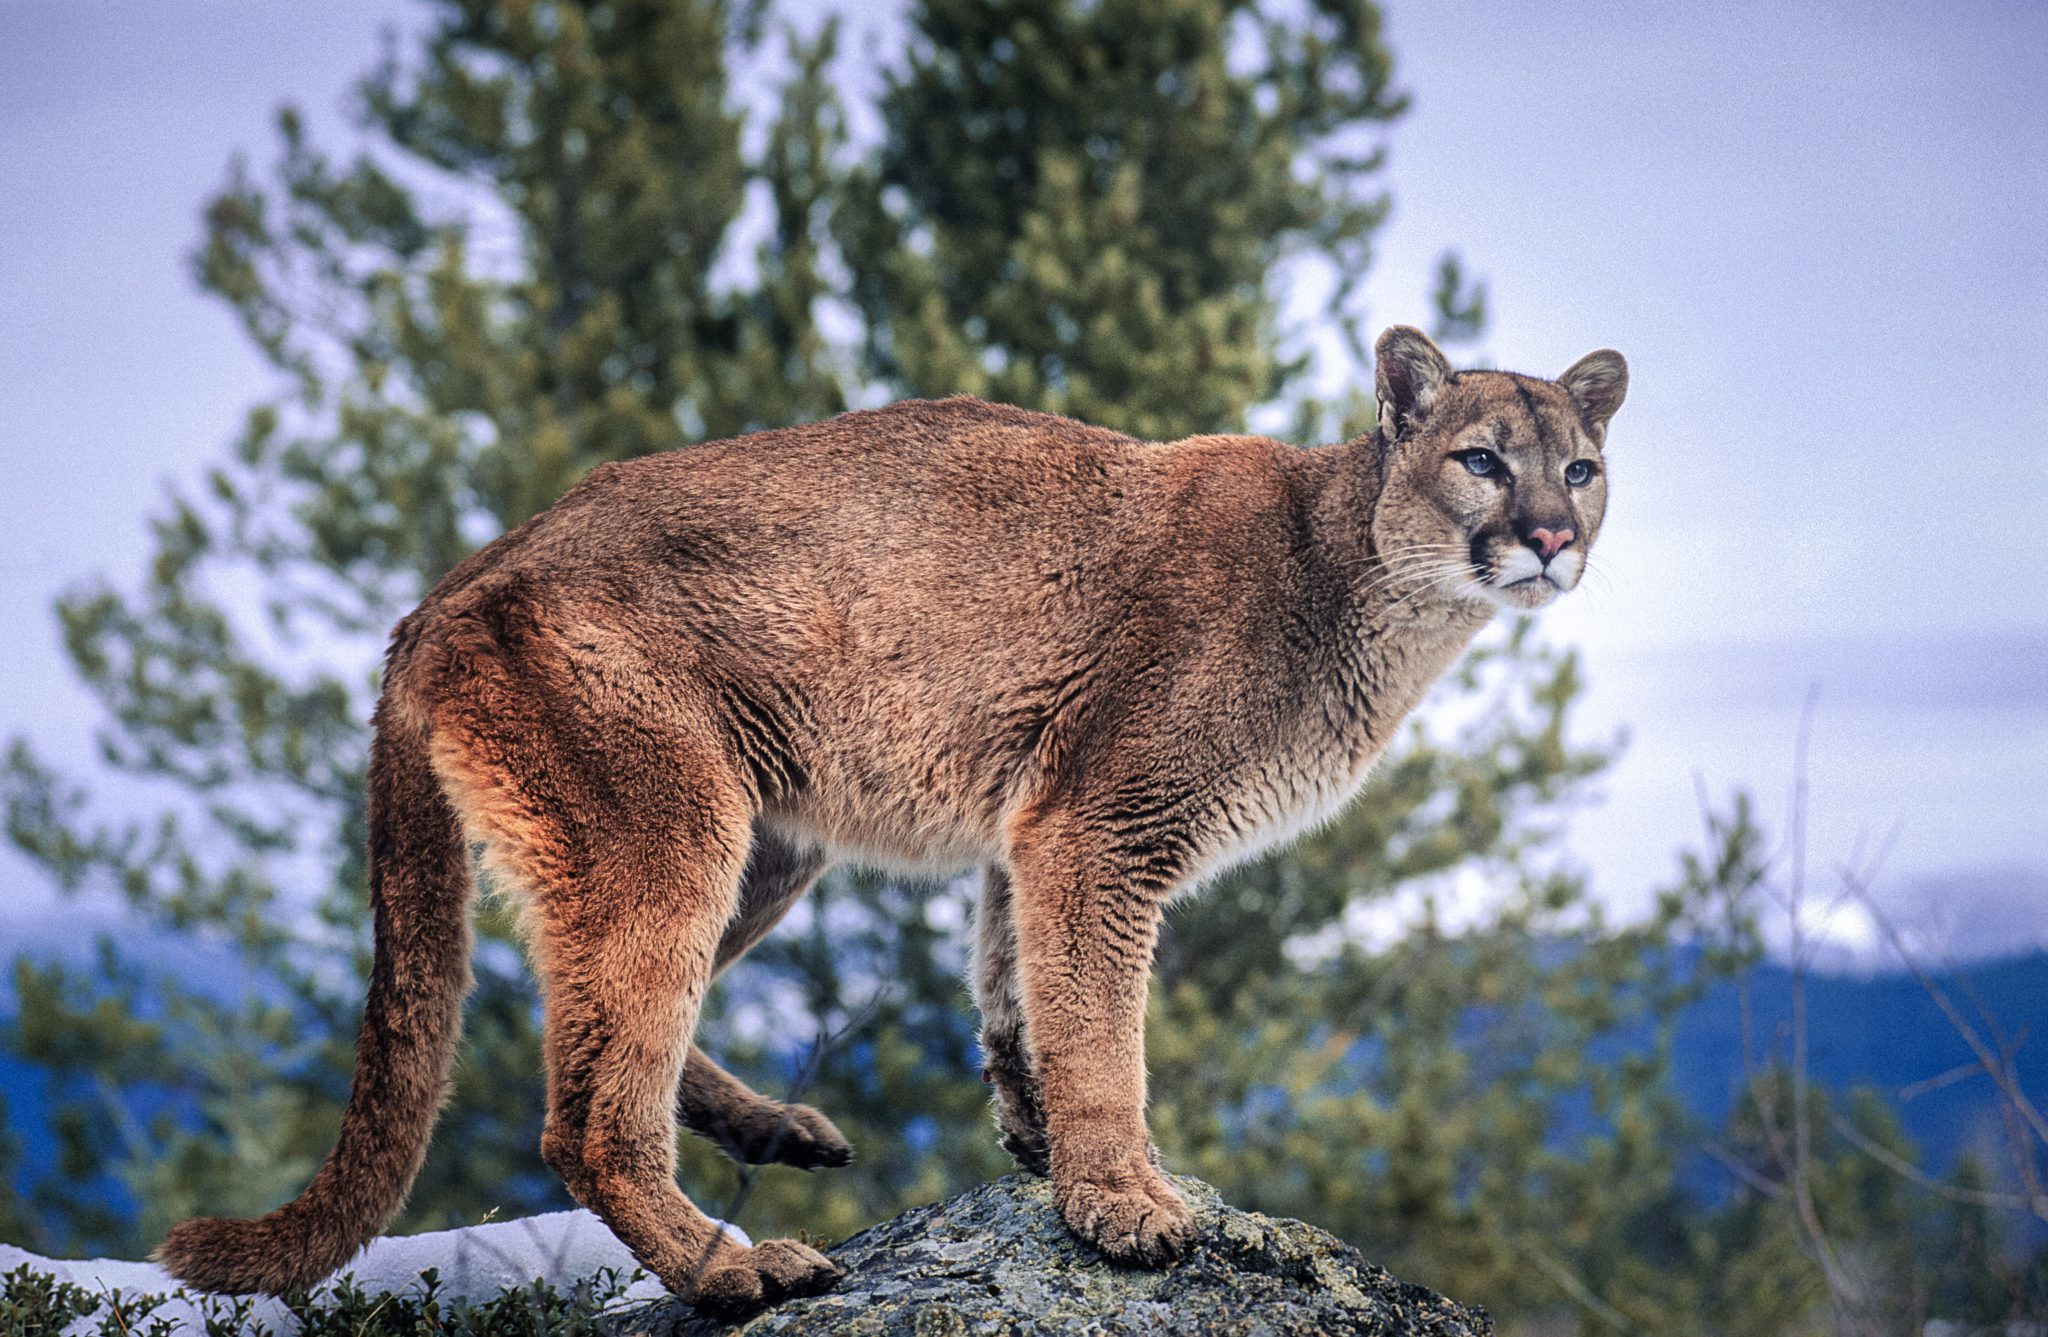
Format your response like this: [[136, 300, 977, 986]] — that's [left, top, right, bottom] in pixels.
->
[[1668, 951, 2048, 1178], [5, 951, 2046, 1231]]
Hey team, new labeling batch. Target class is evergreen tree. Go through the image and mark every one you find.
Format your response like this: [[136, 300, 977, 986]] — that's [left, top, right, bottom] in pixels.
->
[[839, 0, 1406, 442], [0, 1094, 36, 1252], [1927, 1156, 2022, 1325], [1146, 643, 1734, 1320], [3, 0, 844, 1254]]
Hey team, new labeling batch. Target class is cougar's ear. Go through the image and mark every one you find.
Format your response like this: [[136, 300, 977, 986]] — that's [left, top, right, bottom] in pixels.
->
[[1557, 349, 1629, 439], [1374, 326, 1454, 441]]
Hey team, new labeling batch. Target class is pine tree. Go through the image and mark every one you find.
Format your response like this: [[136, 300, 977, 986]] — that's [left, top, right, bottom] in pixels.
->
[[1927, 1156, 2021, 1325], [0, 1093, 37, 1252], [839, 0, 1406, 441], [3, 0, 844, 1254]]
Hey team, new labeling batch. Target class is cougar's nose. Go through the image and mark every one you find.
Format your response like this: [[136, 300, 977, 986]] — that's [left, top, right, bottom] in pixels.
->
[[1524, 527, 1575, 561]]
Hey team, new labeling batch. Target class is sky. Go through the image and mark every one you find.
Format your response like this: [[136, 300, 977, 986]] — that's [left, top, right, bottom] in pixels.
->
[[1362, 0, 2048, 956], [0, 0, 2042, 964]]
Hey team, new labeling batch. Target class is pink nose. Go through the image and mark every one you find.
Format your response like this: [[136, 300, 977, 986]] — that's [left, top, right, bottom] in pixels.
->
[[1527, 527, 1575, 561]]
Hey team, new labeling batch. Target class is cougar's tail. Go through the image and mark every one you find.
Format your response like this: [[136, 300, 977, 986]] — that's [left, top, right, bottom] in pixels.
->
[[156, 701, 474, 1295]]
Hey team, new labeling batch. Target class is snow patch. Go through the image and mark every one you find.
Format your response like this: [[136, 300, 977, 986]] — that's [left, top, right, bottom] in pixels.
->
[[0, 1209, 748, 1331]]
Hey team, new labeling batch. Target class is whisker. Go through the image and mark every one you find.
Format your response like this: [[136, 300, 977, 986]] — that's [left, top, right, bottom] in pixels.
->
[[1374, 561, 1477, 614], [1363, 557, 1469, 588], [1353, 565, 1447, 600], [1338, 546, 1467, 587], [1340, 539, 1465, 563], [1351, 554, 1466, 596], [1576, 553, 1617, 598], [1341, 541, 1464, 569], [1381, 576, 1463, 616], [1338, 556, 1433, 577]]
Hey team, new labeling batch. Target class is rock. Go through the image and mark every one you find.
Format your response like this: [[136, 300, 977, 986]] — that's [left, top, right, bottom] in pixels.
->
[[619, 1174, 1491, 1336]]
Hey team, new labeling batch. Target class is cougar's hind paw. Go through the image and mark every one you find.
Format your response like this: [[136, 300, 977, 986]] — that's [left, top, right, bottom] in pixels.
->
[[984, 1053, 1051, 1176], [716, 1101, 854, 1171], [749, 1102, 855, 1170], [692, 1238, 843, 1317], [998, 1122, 1051, 1176]]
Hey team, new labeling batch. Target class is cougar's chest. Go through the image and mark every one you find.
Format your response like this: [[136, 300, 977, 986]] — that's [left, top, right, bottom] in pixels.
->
[[1184, 616, 1470, 887], [1191, 698, 1387, 886]]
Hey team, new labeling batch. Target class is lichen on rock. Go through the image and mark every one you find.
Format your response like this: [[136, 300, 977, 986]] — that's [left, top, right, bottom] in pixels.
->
[[621, 1174, 1491, 1335]]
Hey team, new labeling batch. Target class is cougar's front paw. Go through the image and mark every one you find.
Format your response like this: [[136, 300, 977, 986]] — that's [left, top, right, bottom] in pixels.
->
[[692, 1238, 843, 1317], [1055, 1163, 1197, 1267]]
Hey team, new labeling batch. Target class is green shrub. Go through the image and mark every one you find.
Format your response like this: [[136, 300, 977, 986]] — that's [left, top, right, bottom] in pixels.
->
[[0, 1262, 641, 1337]]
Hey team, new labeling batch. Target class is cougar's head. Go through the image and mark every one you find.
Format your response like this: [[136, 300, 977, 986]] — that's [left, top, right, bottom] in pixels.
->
[[1367, 325, 1628, 613]]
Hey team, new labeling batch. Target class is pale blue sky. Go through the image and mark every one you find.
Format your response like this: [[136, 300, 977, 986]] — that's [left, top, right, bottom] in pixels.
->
[[1, 1, 2042, 958]]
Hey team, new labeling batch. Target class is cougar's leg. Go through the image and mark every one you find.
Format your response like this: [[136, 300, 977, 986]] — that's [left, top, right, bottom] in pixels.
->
[[449, 685, 839, 1313], [674, 830, 852, 1170], [972, 866, 1049, 1174], [1005, 803, 1198, 1267]]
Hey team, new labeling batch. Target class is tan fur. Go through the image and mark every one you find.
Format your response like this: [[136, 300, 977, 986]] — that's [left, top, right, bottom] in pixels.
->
[[156, 327, 1625, 1313]]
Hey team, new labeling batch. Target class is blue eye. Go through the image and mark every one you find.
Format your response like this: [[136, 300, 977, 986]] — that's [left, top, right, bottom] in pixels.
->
[[1459, 449, 1501, 478], [1564, 459, 1595, 486]]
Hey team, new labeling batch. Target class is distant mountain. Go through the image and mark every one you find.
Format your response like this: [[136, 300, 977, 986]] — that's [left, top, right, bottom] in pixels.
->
[[1879, 869, 2048, 967], [6, 950, 2047, 1239], [1668, 950, 2048, 1178]]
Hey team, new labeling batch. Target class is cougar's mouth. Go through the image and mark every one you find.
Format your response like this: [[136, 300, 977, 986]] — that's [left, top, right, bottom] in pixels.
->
[[1473, 544, 1578, 610]]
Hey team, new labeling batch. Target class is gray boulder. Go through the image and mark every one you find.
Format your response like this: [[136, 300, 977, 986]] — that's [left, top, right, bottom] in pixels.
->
[[623, 1174, 1491, 1335]]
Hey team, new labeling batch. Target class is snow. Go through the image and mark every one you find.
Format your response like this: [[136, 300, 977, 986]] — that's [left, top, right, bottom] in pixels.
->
[[0, 1210, 749, 1332]]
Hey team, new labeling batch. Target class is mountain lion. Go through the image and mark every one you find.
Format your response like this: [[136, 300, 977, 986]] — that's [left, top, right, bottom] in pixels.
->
[[158, 326, 1627, 1314]]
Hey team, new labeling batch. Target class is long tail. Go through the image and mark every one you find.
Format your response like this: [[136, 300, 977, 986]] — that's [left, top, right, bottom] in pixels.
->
[[156, 703, 474, 1295]]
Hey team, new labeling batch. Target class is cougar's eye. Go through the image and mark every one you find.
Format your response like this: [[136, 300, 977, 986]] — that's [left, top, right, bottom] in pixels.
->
[[1564, 459, 1596, 487], [1458, 449, 1502, 478]]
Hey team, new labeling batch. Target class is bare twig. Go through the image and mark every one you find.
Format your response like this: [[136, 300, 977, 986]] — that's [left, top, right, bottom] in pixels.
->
[[1507, 1233, 1643, 1335], [1716, 692, 1869, 1326], [1707, 698, 2047, 1333], [1897, 1059, 1988, 1104], [1786, 691, 1837, 1293], [1826, 1110, 2040, 1212], [1704, 1140, 1791, 1202], [93, 1280, 135, 1337], [1842, 876, 2048, 1155]]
